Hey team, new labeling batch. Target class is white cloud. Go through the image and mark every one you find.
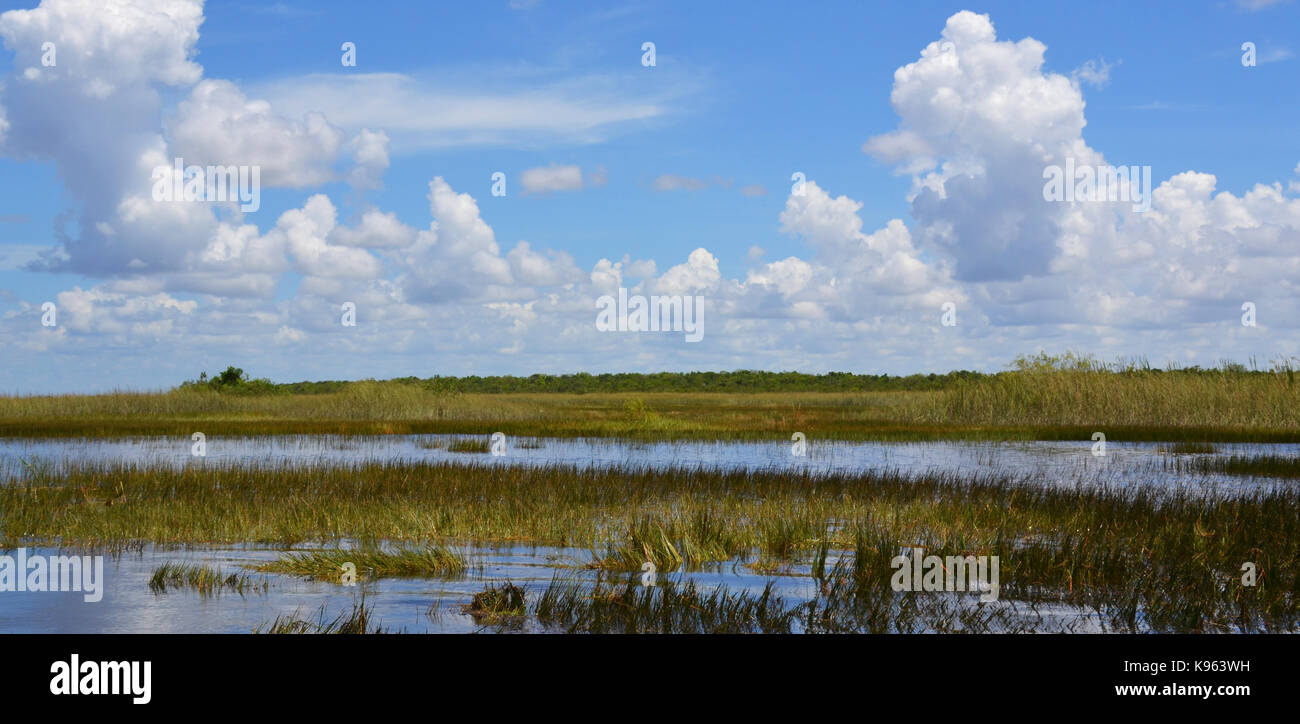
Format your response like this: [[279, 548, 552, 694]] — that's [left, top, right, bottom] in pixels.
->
[[168, 79, 345, 188], [520, 164, 584, 194], [652, 174, 707, 192], [329, 209, 418, 249], [1071, 58, 1116, 88], [347, 129, 391, 190], [250, 71, 683, 152], [0, 0, 202, 97]]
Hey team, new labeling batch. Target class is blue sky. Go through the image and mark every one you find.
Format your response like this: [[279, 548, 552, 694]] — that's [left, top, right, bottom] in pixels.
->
[[1, 0, 1298, 392]]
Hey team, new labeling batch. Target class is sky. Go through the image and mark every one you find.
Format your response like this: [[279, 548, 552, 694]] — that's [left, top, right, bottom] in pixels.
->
[[1, 0, 1298, 393]]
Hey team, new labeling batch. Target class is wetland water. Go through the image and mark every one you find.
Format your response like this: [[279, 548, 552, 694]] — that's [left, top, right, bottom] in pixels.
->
[[1, 435, 1293, 633], [3, 434, 1297, 490]]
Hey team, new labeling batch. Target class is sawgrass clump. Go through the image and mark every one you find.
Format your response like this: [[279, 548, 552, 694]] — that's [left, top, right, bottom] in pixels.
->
[[148, 562, 267, 596]]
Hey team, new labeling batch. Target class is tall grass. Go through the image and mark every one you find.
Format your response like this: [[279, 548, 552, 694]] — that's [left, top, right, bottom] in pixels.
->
[[943, 354, 1300, 432], [3, 358, 1298, 441]]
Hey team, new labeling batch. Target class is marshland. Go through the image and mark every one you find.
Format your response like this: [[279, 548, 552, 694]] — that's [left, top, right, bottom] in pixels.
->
[[1, 355, 1298, 633]]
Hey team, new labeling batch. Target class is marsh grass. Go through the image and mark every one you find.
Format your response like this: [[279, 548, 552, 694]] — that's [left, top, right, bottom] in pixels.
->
[[254, 546, 466, 581], [4, 460, 1296, 631], [1177, 454, 1300, 480], [1159, 442, 1218, 455], [528, 561, 1061, 633], [148, 562, 267, 596], [447, 439, 489, 453]]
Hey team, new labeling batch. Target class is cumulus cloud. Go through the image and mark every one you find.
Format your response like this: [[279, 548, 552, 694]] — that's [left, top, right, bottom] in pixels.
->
[[865, 11, 1091, 282], [329, 209, 418, 249], [168, 79, 345, 188]]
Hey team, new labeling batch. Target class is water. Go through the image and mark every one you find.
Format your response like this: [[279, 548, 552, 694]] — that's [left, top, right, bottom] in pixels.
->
[[2, 434, 1297, 492], [0, 543, 1102, 634]]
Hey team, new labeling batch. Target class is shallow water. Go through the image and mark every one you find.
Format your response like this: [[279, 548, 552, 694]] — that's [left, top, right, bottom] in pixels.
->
[[2, 434, 1297, 492], [0, 543, 1102, 634]]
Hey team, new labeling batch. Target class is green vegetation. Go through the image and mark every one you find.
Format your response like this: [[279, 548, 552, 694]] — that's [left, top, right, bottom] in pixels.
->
[[148, 562, 267, 596], [270, 369, 989, 395], [2, 354, 1298, 441], [177, 366, 278, 395]]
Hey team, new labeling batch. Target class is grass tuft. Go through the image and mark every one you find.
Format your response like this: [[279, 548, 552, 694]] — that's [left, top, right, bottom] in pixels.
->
[[148, 562, 267, 596], [254, 546, 466, 581]]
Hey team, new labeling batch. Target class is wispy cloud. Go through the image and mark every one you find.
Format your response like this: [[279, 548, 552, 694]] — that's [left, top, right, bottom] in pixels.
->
[[1235, 0, 1291, 11], [1071, 58, 1118, 88], [1119, 101, 1205, 111], [250, 69, 697, 152], [519, 163, 584, 194], [1259, 46, 1295, 63]]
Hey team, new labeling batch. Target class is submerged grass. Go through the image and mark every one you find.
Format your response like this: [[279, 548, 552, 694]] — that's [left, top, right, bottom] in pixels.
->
[[488, 560, 1066, 634], [255, 595, 387, 634], [534, 576, 798, 634], [148, 562, 267, 596]]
